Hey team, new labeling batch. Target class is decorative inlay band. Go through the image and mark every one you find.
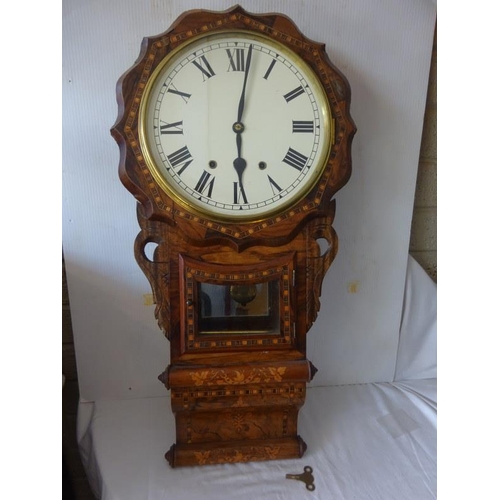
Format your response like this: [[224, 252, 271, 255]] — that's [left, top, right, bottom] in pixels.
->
[[171, 384, 305, 412], [193, 445, 282, 465], [189, 366, 287, 386]]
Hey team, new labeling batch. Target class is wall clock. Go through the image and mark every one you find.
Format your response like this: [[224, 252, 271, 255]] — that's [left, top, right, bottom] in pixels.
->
[[112, 5, 355, 467]]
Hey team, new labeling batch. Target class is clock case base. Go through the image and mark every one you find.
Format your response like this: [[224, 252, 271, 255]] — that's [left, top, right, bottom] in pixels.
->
[[159, 358, 316, 467], [166, 436, 307, 468]]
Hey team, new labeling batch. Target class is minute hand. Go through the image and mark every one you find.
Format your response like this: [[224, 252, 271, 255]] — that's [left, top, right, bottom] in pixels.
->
[[232, 44, 253, 204], [236, 44, 253, 123]]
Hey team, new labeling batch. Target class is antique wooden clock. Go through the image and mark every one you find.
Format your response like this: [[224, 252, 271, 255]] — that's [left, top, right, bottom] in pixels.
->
[[111, 5, 355, 467]]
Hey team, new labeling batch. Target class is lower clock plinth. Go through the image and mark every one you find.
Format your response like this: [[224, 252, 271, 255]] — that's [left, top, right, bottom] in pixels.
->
[[162, 359, 314, 467], [166, 436, 307, 468], [175, 405, 301, 443]]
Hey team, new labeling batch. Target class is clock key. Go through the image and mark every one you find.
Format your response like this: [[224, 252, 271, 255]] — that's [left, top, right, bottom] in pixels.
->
[[285, 465, 315, 491]]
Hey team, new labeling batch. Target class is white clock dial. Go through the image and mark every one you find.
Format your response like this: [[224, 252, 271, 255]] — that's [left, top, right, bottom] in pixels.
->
[[140, 31, 332, 221]]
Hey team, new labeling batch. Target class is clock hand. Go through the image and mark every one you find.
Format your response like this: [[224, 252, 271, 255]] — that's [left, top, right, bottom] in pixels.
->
[[233, 134, 248, 204], [232, 44, 253, 203], [237, 44, 253, 124]]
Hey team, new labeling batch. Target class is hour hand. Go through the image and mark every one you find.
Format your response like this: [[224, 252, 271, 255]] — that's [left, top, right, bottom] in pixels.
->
[[232, 125, 248, 204], [233, 156, 248, 204]]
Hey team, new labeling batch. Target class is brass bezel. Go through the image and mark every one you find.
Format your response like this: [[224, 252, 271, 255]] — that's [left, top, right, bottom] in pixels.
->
[[138, 29, 334, 223]]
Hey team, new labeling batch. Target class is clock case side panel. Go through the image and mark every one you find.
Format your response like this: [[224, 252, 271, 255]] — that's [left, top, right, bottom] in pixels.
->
[[134, 204, 179, 340], [111, 36, 170, 219]]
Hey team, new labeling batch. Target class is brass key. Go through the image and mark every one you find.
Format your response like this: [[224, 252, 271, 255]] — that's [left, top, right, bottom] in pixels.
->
[[286, 465, 315, 491]]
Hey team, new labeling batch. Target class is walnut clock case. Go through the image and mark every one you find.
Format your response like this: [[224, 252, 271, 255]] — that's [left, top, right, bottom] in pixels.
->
[[111, 5, 355, 468]]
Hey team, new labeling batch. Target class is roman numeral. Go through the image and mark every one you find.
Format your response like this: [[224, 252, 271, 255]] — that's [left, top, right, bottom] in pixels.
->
[[283, 147, 308, 171], [194, 170, 215, 198], [226, 48, 245, 72], [233, 182, 248, 204], [263, 59, 277, 80], [167, 85, 191, 103], [192, 55, 215, 81], [160, 120, 183, 135], [167, 146, 193, 175], [292, 120, 314, 133], [267, 175, 283, 196], [283, 86, 305, 103]]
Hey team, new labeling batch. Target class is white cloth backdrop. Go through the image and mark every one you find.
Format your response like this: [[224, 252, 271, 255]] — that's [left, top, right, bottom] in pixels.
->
[[62, 0, 436, 401]]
